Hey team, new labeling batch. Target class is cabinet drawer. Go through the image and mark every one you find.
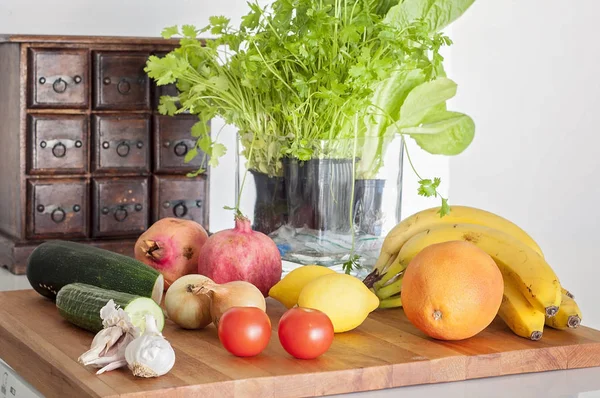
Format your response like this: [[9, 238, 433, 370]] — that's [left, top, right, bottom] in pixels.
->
[[28, 48, 89, 109], [153, 175, 208, 228], [92, 177, 149, 237], [94, 52, 150, 110], [27, 179, 88, 239], [154, 115, 208, 173], [28, 115, 88, 175], [92, 115, 150, 173]]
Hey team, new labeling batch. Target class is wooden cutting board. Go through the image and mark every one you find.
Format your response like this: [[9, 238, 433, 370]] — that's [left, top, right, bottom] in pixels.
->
[[1, 289, 600, 398]]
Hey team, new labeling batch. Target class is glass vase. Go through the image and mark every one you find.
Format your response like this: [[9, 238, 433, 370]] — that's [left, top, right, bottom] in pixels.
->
[[236, 136, 404, 277]]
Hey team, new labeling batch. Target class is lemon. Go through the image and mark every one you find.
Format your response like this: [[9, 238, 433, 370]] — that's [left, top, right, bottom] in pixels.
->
[[268, 265, 337, 309], [298, 273, 380, 333]]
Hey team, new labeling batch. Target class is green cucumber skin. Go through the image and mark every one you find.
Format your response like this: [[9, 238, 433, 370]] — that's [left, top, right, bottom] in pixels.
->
[[56, 283, 139, 333], [26, 240, 160, 301]]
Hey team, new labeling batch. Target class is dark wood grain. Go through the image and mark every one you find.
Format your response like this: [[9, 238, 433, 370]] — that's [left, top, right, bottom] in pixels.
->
[[92, 177, 149, 238], [153, 115, 208, 173], [26, 178, 89, 239], [152, 175, 209, 229], [27, 114, 88, 174], [1, 290, 600, 398], [93, 52, 151, 111], [0, 36, 210, 275], [0, 35, 185, 46], [0, 233, 136, 274], [0, 43, 23, 239], [27, 48, 89, 109], [91, 115, 151, 173]]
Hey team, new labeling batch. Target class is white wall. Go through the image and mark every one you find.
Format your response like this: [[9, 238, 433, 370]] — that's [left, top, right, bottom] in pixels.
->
[[447, 1, 600, 328]]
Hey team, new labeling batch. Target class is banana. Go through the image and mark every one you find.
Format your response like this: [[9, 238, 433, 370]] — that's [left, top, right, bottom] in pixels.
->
[[561, 287, 574, 299], [364, 206, 544, 287], [396, 223, 561, 317], [498, 275, 545, 340], [376, 274, 404, 300], [378, 294, 402, 309], [545, 293, 582, 330]]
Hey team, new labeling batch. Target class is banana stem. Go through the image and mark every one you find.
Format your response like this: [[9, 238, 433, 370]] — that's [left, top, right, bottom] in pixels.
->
[[379, 295, 402, 309], [376, 276, 404, 300]]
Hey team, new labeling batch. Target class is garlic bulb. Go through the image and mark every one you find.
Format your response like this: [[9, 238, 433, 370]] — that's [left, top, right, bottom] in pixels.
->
[[79, 300, 139, 375], [125, 314, 175, 378]]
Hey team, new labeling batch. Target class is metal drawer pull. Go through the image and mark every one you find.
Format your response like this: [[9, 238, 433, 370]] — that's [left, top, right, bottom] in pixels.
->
[[173, 202, 188, 218], [52, 78, 68, 93], [114, 207, 128, 222], [174, 142, 188, 157], [36, 204, 79, 220], [52, 143, 66, 158], [51, 208, 66, 223], [163, 199, 202, 216], [116, 142, 130, 157], [40, 139, 83, 151], [117, 79, 131, 95]]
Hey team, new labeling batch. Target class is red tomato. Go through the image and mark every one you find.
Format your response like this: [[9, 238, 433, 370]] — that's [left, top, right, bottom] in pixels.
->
[[278, 307, 334, 359], [218, 307, 272, 357]]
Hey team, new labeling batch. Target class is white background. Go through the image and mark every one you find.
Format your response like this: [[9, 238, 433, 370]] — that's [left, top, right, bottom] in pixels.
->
[[0, 0, 597, 330]]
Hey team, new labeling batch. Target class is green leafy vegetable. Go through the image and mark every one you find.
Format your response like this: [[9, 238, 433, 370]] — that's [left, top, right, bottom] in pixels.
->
[[384, 0, 476, 32]]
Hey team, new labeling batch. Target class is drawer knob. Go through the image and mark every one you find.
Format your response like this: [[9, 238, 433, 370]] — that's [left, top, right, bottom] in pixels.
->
[[103, 77, 111, 85], [75, 140, 83, 148], [36, 204, 45, 213], [102, 141, 110, 149], [40, 141, 47, 149], [173, 202, 188, 218], [136, 141, 144, 149], [162, 201, 171, 209], [174, 142, 188, 157], [51, 208, 66, 223], [135, 204, 143, 211], [116, 142, 130, 157], [39, 77, 46, 85], [114, 207, 128, 222], [52, 143, 66, 158], [73, 204, 81, 212], [102, 207, 110, 215], [74, 75, 82, 84], [117, 79, 131, 95], [52, 78, 68, 94]]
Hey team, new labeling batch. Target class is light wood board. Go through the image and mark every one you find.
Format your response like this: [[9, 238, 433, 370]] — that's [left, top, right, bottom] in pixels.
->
[[1, 289, 599, 398]]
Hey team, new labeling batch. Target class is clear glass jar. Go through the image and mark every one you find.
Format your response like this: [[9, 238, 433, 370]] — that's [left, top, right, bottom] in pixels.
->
[[236, 136, 404, 277]]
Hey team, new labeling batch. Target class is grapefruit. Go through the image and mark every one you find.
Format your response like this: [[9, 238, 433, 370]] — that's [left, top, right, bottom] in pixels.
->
[[401, 240, 503, 340]]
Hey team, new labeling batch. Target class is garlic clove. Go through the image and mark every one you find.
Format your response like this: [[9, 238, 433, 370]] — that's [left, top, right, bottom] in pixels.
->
[[79, 300, 139, 373], [125, 315, 176, 378]]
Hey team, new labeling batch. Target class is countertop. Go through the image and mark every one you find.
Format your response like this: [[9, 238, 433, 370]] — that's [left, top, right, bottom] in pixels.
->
[[2, 267, 600, 398]]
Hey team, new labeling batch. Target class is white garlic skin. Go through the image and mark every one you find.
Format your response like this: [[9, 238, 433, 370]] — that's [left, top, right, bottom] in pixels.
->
[[125, 315, 175, 378]]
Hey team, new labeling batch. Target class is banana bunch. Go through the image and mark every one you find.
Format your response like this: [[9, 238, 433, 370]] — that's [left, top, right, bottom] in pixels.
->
[[365, 206, 583, 341]]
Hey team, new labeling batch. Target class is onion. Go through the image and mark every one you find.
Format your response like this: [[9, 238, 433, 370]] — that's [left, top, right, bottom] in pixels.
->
[[197, 215, 282, 297], [164, 274, 213, 329], [198, 280, 266, 326]]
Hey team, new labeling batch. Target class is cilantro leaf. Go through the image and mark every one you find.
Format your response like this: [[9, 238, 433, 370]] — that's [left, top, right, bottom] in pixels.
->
[[438, 197, 451, 217], [418, 178, 440, 197], [161, 26, 179, 39], [208, 143, 227, 167], [181, 25, 198, 39]]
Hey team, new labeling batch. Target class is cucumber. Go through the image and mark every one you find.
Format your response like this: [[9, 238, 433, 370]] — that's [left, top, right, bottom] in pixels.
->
[[56, 283, 165, 333], [26, 240, 163, 304]]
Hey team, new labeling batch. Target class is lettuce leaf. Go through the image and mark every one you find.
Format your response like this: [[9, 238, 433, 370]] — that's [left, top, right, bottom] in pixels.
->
[[384, 0, 476, 33]]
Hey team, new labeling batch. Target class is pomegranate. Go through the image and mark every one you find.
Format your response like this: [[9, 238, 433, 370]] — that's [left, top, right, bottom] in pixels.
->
[[197, 215, 282, 296], [134, 218, 209, 290]]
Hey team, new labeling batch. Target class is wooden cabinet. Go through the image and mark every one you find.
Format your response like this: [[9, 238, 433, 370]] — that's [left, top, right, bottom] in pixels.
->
[[0, 35, 211, 274]]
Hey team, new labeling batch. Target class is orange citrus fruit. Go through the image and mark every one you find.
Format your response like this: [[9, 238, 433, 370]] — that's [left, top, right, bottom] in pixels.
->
[[401, 240, 503, 340]]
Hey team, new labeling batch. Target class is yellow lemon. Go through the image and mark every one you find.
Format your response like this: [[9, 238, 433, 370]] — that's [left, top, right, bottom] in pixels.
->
[[268, 265, 336, 309], [298, 273, 380, 333]]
